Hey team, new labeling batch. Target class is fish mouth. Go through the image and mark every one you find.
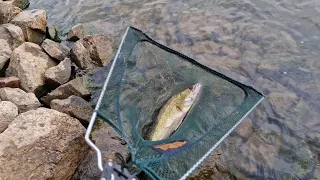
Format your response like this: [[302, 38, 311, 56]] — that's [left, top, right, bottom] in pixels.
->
[[191, 83, 202, 93]]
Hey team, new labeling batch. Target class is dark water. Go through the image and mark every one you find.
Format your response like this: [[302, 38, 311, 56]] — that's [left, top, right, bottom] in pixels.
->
[[28, 0, 320, 179]]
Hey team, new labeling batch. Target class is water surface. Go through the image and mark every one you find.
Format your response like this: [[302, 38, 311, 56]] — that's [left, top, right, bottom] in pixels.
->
[[29, 0, 320, 179]]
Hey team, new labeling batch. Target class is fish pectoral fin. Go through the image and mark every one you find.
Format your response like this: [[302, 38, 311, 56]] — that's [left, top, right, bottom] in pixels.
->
[[176, 105, 182, 112]]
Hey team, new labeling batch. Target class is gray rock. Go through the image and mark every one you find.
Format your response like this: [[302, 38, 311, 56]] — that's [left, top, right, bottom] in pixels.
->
[[0, 101, 18, 133], [67, 24, 84, 41], [50, 95, 93, 125], [0, 39, 12, 70], [0, 108, 90, 179], [44, 58, 71, 88], [41, 39, 70, 61], [0, 23, 25, 50], [46, 25, 61, 42], [0, 87, 41, 113], [2, 0, 30, 10], [70, 35, 113, 69], [10, 9, 46, 44], [6, 42, 57, 96], [0, 76, 20, 88], [0, 2, 22, 24], [41, 77, 90, 105]]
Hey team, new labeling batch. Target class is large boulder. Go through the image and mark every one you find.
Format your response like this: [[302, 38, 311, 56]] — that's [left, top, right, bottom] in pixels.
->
[[6, 42, 57, 96], [0, 23, 25, 50], [2, 0, 30, 10], [10, 9, 46, 44], [50, 95, 93, 125], [67, 24, 84, 41], [0, 39, 12, 71], [41, 39, 70, 61], [46, 25, 61, 42], [0, 108, 90, 179], [41, 77, 90, 105], [0, 101, 18, 133], [0, 76, 20, 88], [70, 35, 113, 69], [0, 2, 22, 24], [44, 58, 71, 89], [0, 87, 41, 113]]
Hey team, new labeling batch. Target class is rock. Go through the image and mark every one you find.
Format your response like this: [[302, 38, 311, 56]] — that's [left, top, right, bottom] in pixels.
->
[[46, 25, 61, 42], [10, 9, 46, 44], [0, 2, 22, 24], [0, 76, 20, 88], [0, 87, 41, 113], [44, 58, 71, 88], [0, 108, 90, 179], [0, 39, 12, 70], [67, 24, 84, 41], [70, 35, 113, 69], [191, 41, 221, 54], [50, 95, 93, 125], [41, 39, 70, 61], [0, 23, 25, 50], [3, 0, 30, 10], [41, 77, 90, 105], [6, 42, 57, 96], [234, 118, 253, 139], [0, 101, 18, 133], [219, 45, 238, 58]]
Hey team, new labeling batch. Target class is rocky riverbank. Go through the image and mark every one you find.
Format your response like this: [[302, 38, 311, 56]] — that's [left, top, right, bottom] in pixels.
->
[[0, 0, 233, 179]]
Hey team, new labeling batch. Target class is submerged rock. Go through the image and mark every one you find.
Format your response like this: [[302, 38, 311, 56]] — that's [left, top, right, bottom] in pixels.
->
[[0, 108, 90, 179], [2, 0, 30, 10], [6, 42, 57, 96], [0, 87, 40, 113], [0, 23, 25, 50], [0, 76, 20, 88], [41, 77, 90, 105], [44, 58, 71, 89], [10, 9, 47, 44], [70, 35, 113, 69], [0, 39, 12, 71], [0, 2, 22, 24], [41, 39, 70, 61], [67, 24, 85, 41], [46, 25, 61, 42], [0, 101, 18, 133], [50, 95, 93, 125]]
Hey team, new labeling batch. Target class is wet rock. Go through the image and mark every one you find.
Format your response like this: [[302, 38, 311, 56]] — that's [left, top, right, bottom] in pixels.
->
[[219, 45, 238, 58], [0, 23, 25, 50], [41, 77, 90, 105], [0, 2, 22, 24], [10, 9, 46, 44], [46, 25, 61, 42], [2, 0, 30, 10], [0, 39, 12, 70], [0, 76, 20, 88], [67, 24, 84, 41], [70, 35, 113, 69], [196, 54, 240, 70], [41, 39, 70, 61], [0, 87, 41, 113], [6, 42, 57, 95], [191, 41, 221, 54], [50, 95, 93, 125], [0, 101, 18, 133], [0, 108, 90, 179], [268, 91, 298, 115], [72, 122, 129, 179], [44, 58, 71, 89]]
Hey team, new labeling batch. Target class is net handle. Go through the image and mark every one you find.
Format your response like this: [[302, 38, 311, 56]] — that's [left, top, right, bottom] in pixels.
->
[[85, 26, 131, 172]]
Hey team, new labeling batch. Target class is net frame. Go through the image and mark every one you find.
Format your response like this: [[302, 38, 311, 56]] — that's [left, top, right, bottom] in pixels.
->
[[85, 26, 264, 180]]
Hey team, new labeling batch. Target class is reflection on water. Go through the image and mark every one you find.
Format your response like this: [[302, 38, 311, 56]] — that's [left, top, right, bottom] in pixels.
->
[[29, 0, 320, 179]]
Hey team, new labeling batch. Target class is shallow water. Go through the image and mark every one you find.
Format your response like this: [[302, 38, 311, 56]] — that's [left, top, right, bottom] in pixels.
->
[[29, 0, 320, 179]]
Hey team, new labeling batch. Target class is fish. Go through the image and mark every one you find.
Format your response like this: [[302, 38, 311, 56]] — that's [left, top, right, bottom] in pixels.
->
[[147, 83, 202, 141]]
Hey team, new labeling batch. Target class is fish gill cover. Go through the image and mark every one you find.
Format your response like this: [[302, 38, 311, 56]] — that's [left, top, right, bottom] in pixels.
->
[[94, 26, 264, 180]]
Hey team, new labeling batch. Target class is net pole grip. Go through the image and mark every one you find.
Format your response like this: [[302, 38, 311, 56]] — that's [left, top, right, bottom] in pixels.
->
[[85, 111, 104, 171]]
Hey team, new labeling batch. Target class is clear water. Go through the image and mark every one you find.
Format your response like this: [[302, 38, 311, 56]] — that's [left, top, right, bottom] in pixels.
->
[[28, 0, 320, 179]]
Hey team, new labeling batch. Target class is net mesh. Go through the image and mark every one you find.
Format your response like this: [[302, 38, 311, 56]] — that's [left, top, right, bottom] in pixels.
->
[[95, 27, 264, 180]]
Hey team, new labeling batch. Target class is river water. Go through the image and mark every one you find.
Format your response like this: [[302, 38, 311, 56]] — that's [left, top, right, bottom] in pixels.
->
[[29, 0, 320, 179]]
